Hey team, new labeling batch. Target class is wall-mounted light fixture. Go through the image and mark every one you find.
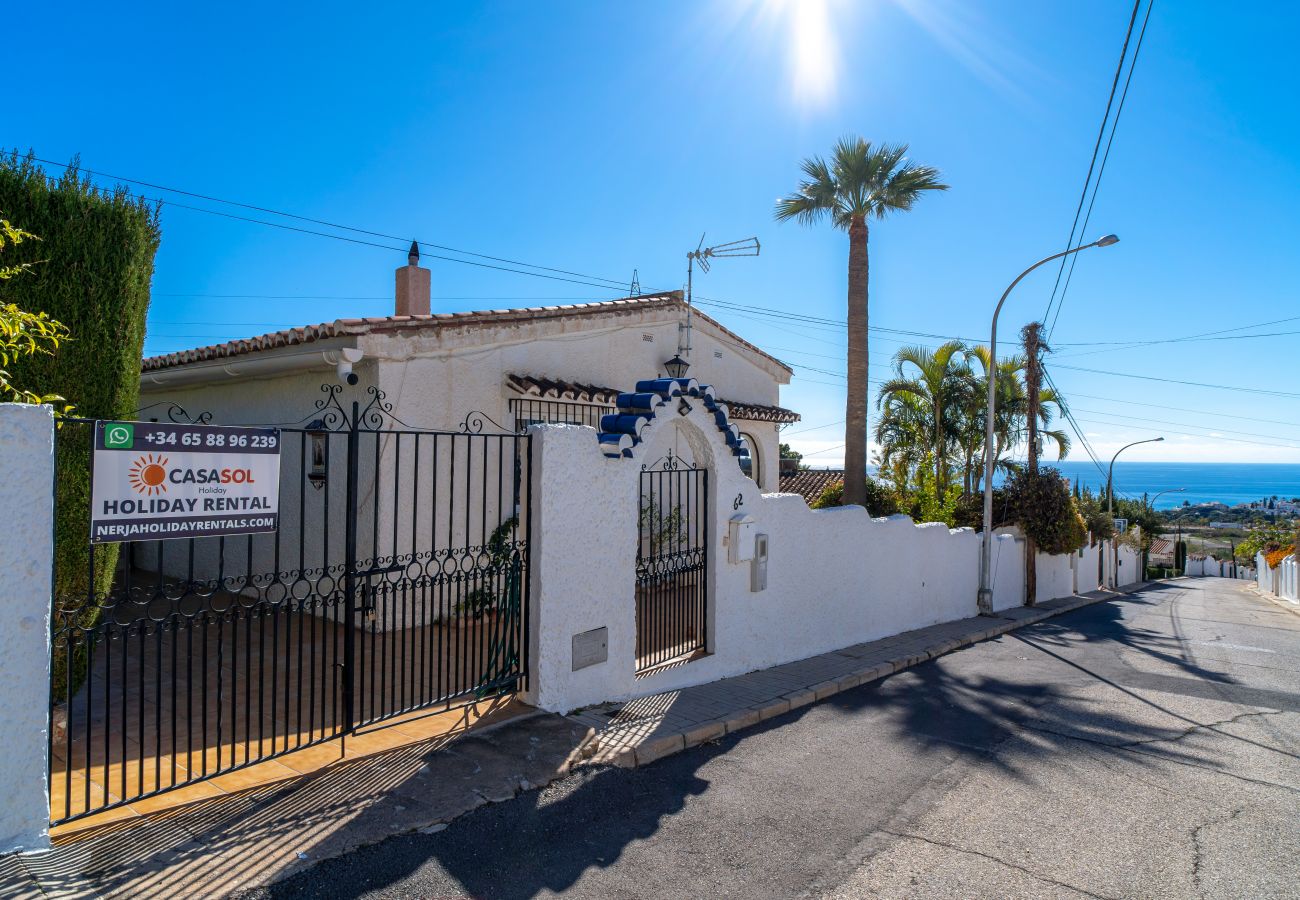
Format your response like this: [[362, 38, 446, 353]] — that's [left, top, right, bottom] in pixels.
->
[[663, 355, 690, 379], [306, 419, 328, 490]]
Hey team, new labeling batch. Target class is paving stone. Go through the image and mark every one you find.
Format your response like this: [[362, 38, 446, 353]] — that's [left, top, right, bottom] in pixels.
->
[[635, 733, 685, 766], [836, 672, 862, 691], [859, 663, 892, 683], [682, 720, 726, 747], [782, 689, 816, 710], [811, 680, 841, 701], [756, 698, 791, 721], [724, 709, 761, 733]]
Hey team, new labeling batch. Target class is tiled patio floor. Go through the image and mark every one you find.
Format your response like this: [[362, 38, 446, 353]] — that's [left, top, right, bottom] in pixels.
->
[[52, 605, 523, 833]]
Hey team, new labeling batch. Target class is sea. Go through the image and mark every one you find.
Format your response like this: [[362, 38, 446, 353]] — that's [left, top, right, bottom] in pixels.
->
[[1046, 462, 1300, 510]]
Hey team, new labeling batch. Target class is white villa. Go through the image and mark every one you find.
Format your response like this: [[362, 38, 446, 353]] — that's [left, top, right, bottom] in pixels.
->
[[138, 246, 798, 491]]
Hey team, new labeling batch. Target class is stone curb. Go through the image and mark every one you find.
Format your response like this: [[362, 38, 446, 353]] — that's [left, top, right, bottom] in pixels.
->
[[578, 589, 1130, 771]]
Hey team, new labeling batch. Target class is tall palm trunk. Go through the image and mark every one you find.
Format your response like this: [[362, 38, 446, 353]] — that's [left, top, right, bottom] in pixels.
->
[[934, 396, 944, 502], [844, 216, 869, 507]]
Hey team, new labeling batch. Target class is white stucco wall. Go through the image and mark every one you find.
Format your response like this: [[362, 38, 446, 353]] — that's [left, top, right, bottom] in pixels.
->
[[990, 532, 1025, 612], [1255, 552, 1272, 593], [1076, 542, 1103, 595], [1035, 549, 1075, 604], [1273, 555, 1298, 602], [1115, 542, 1140, 588], [524, 398, 1099, 714], [0, 404, 54, 854], [1185, 556, 1232, 578]]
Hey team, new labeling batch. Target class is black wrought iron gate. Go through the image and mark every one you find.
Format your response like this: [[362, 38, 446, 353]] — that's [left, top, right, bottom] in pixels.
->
[[49, 388, 532, 825], [635, 452, 709, 672]]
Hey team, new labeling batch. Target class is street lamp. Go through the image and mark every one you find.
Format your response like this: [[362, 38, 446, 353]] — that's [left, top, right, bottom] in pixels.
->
[[1107, 437, 1163, 522], [1147, 486, 1185, 513], [1105, 436, 1163, 587], [977, 235, 1120, 615]]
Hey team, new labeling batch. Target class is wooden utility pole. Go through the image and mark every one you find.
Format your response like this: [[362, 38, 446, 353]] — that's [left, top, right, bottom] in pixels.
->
[[1021, 321, 1044, 606]]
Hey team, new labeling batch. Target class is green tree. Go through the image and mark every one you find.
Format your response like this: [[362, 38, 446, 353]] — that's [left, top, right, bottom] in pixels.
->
[[0, 219, 70, 408], [876, 340, 968, 504], [1003, 467, 1088, 557], [775, 137, 947, 507], [810, 476, 898, 517]]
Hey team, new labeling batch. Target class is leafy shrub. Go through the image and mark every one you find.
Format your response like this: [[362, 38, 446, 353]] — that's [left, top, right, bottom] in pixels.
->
[[1003, 467, 1087, 555], [1237, 523, 1297, 561], [811, 477, 899, 517]]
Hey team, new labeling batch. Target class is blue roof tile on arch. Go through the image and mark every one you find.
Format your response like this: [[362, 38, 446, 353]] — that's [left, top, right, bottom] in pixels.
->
[[596, 377, 751, 460]]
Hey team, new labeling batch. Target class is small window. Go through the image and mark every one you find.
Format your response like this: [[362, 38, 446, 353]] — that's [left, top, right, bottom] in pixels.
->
[[739, 431, 761, 485]]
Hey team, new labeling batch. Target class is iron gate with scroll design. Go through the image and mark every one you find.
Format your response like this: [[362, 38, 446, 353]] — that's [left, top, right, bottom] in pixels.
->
[[635, 452, 709, 672], [49, 386, 531, 825]]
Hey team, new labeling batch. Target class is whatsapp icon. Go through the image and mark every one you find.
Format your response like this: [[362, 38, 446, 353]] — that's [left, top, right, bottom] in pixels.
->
[[104, 422, 135, 449]]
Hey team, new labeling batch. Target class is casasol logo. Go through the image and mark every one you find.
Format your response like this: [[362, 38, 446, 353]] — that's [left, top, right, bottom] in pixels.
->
[[129, 454, 169, 495]]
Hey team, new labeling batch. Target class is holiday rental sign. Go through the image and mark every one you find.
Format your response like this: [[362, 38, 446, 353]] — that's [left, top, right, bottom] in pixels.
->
[[90, 420, 282, 544]]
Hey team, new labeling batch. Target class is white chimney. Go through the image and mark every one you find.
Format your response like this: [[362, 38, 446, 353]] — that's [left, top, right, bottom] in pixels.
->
[[395, 240, 430, 316]]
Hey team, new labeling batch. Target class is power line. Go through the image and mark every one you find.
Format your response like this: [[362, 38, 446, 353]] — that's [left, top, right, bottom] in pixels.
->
[[781, 419, 846, 437], [1051, 363, 1300, 399], [1057, 312, 1300, 347], [1063, 390, 1300, 431], [801, 443, 846, 458], [1068, 406, 1300, 447], [1043, 367, 1111, 484], [1041, 0, 1148, 333], [1047, 0, 1154, 340], [25, 156, 637, 291], [1071, 416, 1300, 452]]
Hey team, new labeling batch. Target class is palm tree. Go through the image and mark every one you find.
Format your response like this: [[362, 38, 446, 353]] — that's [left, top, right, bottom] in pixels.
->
[[961, 346, 1070, 493], [876, 341, 969, 503], [775, 138, 947, 507]]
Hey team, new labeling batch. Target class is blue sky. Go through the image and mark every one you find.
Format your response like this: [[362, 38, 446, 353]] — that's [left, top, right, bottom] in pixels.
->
[[8, 0, 1299, 466]]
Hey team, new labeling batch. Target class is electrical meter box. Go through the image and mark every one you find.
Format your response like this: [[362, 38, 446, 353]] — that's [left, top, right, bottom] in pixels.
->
[[751, 533, 769, 592], [728, 513, 755, 564]]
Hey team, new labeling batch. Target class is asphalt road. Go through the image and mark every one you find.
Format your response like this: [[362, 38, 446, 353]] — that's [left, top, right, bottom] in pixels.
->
[[245, 579, 1300, 900]]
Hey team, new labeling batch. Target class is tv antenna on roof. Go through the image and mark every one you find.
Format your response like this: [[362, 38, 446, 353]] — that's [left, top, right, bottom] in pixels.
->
[[629, 268, 641, 296], [681, 234, 760, 362]]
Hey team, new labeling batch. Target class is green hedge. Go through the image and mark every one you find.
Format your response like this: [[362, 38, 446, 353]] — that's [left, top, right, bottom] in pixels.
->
[[0, 152, 160, 697]]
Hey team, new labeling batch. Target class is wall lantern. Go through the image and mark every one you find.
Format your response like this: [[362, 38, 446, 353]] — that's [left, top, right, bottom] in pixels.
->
[[306, 419, 328, 490], [663, 355, 690, 379]]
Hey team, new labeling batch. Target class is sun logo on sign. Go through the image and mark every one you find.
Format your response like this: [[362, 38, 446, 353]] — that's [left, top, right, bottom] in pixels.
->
[[128, 454, 169, 495]]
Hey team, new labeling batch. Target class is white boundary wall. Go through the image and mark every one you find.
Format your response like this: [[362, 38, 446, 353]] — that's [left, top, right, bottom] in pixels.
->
[[1256, 552, 1275, 595], [524, 404, 1129, 714], [1253, 552, 1298, 600], [0, 405, 54, 854]]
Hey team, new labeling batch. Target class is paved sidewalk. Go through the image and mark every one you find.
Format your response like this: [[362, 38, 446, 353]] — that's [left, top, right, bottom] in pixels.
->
[[570, 588, 1139, 769]]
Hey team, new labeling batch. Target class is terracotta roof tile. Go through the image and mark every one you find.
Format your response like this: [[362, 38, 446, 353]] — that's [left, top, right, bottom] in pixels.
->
[[779, 469, 844, 505], [141, 293, 795, 376]]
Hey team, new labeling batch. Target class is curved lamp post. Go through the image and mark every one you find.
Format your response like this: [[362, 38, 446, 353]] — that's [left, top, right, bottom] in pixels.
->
[[1107, 436, 1164, 521], [977, 235, 1120, 614], [1147, 486, 1185, 513], [1103, 436, 1163, 586]]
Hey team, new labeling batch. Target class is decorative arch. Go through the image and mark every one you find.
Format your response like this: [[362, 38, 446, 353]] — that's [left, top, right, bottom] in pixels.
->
[[594, 377, 750, 465]]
